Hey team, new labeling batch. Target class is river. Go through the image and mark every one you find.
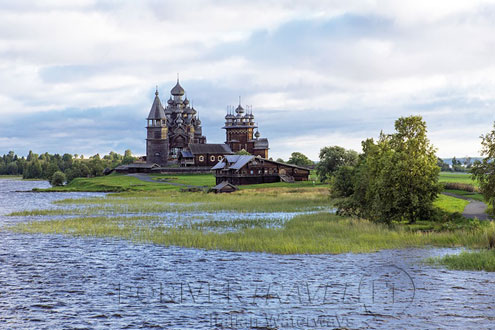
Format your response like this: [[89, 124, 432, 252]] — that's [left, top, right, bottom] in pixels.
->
[[0, 179, 494, 329]]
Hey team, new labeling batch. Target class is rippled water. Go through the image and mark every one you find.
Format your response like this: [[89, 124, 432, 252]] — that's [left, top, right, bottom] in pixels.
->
[[0, 179, 494, 329]]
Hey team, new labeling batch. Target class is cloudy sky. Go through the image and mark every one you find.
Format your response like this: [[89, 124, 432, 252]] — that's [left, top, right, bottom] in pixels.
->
[[1, 0, 495, 160]]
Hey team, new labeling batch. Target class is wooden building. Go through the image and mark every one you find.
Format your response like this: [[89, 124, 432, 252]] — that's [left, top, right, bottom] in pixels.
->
[[211, 181, 238, 193], [145, 79, 206, 166], [211, 155, 310, 185], [115, 163, 160, 173], [178, 143, 233, 167], [223, 102, 269, 158]]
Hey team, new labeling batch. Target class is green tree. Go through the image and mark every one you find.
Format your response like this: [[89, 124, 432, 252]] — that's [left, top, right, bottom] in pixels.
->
[[316, 146, 358, 182], [471, 123, 495, 214], [338, 116, 441, 224], [50, 171, 66, 186], [235, 149, 251, 155], [122, 149, 135, 165], [287, 152, 313, 167], [6, 162, 18, 175], [24, 159, 42, 179], [275, 158, 285, 163]]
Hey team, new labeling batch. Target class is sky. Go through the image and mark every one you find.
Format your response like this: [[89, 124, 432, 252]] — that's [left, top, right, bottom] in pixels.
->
[[1, 0, 495, 160]]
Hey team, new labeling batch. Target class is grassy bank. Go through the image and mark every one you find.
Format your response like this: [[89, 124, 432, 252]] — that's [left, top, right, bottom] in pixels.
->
[[0, 175, 23, 180], [38, 173, 324, 192], [10, 212, 495, 254], [10, 187, 331, 216], [426, 249, 495, 272]]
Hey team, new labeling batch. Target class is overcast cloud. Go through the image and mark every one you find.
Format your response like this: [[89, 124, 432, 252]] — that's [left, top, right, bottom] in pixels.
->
[[1, 0, 495, 160]]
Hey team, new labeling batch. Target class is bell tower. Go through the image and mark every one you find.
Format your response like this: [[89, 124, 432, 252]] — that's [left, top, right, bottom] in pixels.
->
[[223, 98, 269, 157], [146, 87, 169, 166]]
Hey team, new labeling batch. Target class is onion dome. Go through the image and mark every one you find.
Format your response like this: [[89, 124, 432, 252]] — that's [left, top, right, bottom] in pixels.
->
[[167, 97, 173, 105], [171, 78, 185, 96], [235, 104, 245, 114], [196, 116, 202, 125], [255, 130, 261, 139], [147, 88, 166, 120], [184, 97, 189, 106]]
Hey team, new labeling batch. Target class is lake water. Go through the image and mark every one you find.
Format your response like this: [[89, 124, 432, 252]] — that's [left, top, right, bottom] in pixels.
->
[[0, 179, 494, 329]]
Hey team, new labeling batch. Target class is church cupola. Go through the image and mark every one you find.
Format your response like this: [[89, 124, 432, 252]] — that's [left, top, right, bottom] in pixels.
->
[[171, 78, 185, 96], [223, 98, 268, 158], [147, 87, 167, 127]]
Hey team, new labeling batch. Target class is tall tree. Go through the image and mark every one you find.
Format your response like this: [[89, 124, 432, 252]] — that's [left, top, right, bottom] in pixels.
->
[[287, 152, 313, 167], [316, 146, 358, 182], [337, 116, 441, 224], [471, 123, 495, 214]]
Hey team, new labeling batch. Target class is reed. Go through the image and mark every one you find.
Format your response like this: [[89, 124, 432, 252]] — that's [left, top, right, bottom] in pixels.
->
[[443, 182, 479, 192], [9, 212, 493, 255], [10, 187, 331, 216]]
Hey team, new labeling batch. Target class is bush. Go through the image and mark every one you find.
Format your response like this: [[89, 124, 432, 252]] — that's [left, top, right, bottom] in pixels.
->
[[443, 182, 479, 192], [50, 171, 66, 187]]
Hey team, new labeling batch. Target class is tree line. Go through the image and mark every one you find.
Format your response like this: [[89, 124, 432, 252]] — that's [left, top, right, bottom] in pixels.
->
[[0, 150, 136, 183]]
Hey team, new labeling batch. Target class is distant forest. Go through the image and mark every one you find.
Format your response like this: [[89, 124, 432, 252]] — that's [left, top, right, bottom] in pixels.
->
[[0, 150, 136, 181]]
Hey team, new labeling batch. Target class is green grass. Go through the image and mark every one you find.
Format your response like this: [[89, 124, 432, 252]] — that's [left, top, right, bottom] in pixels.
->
[[149, 173, 216, 186], [9, 212, 495, 254], [433, 194, 470, 213], [0, 175, 23, 180], [9, 186, 331, 216], [37, 172, 324, 192], [426, 249, 495, 272], [39, 173, 181, 192], [444, 189, 485, 202], [439, 172, 477, 186]]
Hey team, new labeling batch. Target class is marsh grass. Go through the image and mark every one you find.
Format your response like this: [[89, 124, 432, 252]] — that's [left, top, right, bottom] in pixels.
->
[[9, 212, 494, 254], [425, 223, 495, 271], [10, 187, 331, 216], [426, 250, 495, 272]]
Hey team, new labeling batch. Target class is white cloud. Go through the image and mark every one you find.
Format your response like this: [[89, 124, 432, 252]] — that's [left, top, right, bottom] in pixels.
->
[[1, 0, 495, 158]]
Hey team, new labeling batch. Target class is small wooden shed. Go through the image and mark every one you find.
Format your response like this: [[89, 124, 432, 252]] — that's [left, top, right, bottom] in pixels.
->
[[211, 181, 238, 193]]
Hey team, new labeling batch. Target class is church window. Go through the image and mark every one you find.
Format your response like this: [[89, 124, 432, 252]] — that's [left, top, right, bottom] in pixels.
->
[[218, 156, 223, 161], [210, 155, 215, 162], [199, 156, 204, 162]]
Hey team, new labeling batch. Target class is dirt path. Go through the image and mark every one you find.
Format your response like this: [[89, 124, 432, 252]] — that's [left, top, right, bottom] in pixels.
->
[[442, 192, 491, 220], [127, 173, 207, 189]]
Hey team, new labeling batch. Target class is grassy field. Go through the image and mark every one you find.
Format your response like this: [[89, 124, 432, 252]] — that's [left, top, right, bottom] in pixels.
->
[[39, 173, 324, 192], [433, 194, 470, 213], [439, 172, 477, 186]]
